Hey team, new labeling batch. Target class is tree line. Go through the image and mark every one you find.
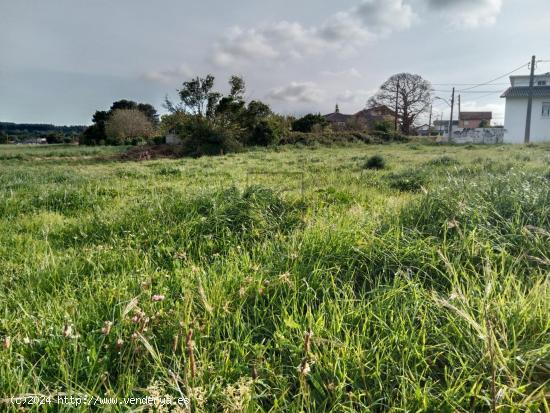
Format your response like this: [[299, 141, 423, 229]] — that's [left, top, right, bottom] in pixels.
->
[[76, 72, 435, 154]]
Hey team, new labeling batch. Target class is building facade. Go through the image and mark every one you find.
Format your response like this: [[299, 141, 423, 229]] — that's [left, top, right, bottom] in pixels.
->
[[323, 105, 395, 130], [459, 112, 492, 128], [502, 73, 550, 143]]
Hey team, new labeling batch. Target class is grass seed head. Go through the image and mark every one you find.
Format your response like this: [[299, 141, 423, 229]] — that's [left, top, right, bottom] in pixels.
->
[[2, 336, 11, 350], [101, 321, 112, 336]]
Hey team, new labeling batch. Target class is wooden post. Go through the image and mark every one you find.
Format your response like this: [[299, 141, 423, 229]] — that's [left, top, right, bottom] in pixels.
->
[[449, 87, 455, 140]]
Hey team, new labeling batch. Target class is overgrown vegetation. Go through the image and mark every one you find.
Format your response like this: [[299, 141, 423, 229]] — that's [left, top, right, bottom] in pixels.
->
[[0, 143, 548, 412], [363, 154, 386, 170]]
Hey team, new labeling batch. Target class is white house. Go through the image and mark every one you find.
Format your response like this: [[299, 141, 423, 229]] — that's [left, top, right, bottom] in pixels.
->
[[502, 73, 550, 143]]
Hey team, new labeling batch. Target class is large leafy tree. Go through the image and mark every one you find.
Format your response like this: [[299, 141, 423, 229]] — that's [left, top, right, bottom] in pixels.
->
[[82, 101, 158, 145], [368, 73, 432, 135], [178, 75, 219, 117]]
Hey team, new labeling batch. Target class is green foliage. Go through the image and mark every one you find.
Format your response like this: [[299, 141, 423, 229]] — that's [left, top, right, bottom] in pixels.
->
[[178, 117, 243, 157], [0, 131, 8, 144], [292, 113, 328, 133], [178, 75, 217, 116], [80, 124, 105, 146], [386, 168, 427, 191], [82, 102, 158, 145], [248, 118, 282, 146], [479, 119, 490, 128], [280, 131, 372, 146], [363, 154, 386, 170], [426, 155, 460, 166]]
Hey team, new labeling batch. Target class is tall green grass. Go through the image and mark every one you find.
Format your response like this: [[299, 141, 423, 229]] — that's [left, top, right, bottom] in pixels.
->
[[0, 143, 548, 412]]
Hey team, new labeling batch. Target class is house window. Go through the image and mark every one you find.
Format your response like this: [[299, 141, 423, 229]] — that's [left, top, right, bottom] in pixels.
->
[[542, 103, 550, 118], [538, 81, 547, 86]]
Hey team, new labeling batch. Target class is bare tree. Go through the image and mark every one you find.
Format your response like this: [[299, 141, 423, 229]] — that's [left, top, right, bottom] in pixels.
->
[[368, 73, 433, 135], [105, 109, 154, 143]]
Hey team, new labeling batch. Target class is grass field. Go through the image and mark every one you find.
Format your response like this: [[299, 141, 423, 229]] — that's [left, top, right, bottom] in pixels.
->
[[0, 142, 549, 412]]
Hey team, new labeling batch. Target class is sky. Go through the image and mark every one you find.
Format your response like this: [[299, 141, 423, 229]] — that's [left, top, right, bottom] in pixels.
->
[[1, 0, 549, 126]]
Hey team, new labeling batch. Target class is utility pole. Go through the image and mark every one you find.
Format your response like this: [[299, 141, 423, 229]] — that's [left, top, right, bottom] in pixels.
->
[[448, 87, 455, 140], [525, 55, 536, 144], [428, 104, 432, 136], [458, 94, 461, 125], [394, 82, 400, 133]]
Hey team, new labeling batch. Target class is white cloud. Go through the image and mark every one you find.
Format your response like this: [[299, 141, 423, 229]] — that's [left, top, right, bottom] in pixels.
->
[[141, 65, 193, 83], [321, 68, 364, 79], [426, 0, 503, 27], [336, 89, 376, 105], [266, 81, 325, 104], [212, 0, 415, 67]]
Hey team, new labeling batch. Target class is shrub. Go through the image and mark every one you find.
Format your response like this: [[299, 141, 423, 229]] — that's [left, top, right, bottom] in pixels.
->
[[248, 119, 282, 146], [426, 156, 460, 166], [363, 155, 386, 170], [292, 114, 328, 133], [80, 124, 105, 146], [178, 118, 243, 157]]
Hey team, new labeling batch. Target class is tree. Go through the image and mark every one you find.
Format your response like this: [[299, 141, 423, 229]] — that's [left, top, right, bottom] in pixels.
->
[[137, 103, 160, 125], [229, 75, 246, 99], [110, 100, 159, 125], [479, 119, 490, 128], [178, 75, 217, 116], [292, 114, 328, 133], [211, 76, 247, 125], [368, 73, 432, 135], [44, 132, 64, 144], [81, 124, 105, 145], [110, 99, 137, 112], [105, 109, 154, 144], [372, 119, 394, 139], [0, 131, 8, 144]]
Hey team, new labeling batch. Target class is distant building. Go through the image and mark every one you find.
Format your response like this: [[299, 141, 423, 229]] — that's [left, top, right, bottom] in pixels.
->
[[414, 124, 431, 136], [323, 104, 395, 130], [459, 112, 492, 128], [433, 120, 459, 136], [501, 72, 550, 143], [323, 104, 352, 127]]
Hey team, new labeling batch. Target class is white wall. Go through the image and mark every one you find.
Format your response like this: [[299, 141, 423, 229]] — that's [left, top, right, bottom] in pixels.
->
[[450, 128, 503, 144], [511, 75, 550, 87], [504, 97, 550, 143]]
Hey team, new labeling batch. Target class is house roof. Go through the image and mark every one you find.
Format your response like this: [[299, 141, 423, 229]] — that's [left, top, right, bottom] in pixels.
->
[[459, 112, 492, 120], [324, 112, 352, 123], [434, 120, 459, 126], [501, 86, 550, 98], [355, 105, 396, 118]]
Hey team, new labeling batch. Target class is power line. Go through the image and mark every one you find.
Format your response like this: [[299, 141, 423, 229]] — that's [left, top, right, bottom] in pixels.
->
[[432, 82, 509, 86], [433, 90, 503, 94], [457, 62, 529, 92]]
